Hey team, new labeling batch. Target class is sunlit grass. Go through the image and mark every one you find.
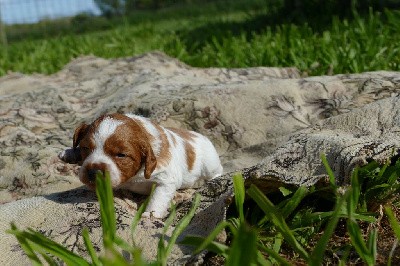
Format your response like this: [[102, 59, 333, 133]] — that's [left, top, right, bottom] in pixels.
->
[[1, 2, 400, 76]]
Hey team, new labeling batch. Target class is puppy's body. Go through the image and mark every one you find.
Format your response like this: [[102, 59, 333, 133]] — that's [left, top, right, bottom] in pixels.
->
[[60, 113, 223, 218]]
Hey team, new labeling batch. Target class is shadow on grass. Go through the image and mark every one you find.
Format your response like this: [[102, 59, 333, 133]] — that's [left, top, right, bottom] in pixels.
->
[[176, 0, 400, 53]]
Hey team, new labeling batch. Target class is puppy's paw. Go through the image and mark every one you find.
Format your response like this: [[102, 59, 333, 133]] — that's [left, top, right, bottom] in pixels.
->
[[142, 210, 166, 219], [141, 211, 151, 218], [58, 148, 81, 164], [140, 215, 165, 229], [58, 150, 67, 161]]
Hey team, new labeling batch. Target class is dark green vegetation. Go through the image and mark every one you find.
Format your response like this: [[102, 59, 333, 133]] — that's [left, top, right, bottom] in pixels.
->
[[8, 155, 400, 264], [1, 0, 400, 76]]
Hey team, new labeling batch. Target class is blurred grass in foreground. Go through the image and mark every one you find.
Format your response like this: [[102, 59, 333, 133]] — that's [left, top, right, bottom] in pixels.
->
[[8, 154, 400, 264]]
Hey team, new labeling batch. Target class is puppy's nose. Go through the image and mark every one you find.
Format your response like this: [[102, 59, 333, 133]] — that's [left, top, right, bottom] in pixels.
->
[[87, 169, 103, 182]]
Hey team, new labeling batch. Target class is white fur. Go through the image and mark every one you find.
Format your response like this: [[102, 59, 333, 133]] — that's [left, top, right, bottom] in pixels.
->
[[78, 114, 223, 218], [124, 115, 223, 218]]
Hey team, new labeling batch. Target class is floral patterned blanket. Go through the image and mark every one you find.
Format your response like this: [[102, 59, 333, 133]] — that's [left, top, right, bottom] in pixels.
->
[[1, 52, 400, 264]]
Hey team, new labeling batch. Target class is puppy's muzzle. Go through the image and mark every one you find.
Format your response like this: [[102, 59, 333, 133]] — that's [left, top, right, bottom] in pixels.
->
[[87, 169, 105, 182]]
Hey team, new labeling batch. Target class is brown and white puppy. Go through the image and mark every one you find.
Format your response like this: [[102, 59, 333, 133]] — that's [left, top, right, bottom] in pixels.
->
[[59, 113, 223, 218]]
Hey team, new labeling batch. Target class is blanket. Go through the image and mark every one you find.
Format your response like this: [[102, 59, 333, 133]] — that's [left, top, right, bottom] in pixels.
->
[[1, 52, 400, 264]]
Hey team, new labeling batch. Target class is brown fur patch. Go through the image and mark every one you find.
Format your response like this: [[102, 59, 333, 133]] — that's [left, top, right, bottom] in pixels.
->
[[76, 128, 95, 165], [147, 120, 171, 167], [167, 127, 197, 142], [168, 127, 198, 171], [73, 123, 89, 148], [169, 131, 178, 146], [89, 114, 170, 170], [105, 114, 157, 181], [185, 142, 196, 171]]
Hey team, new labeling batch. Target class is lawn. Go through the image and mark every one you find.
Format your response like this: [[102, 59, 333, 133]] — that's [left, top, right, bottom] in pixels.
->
[[1, 0, 400, 76], [4, 0, 400, 264]]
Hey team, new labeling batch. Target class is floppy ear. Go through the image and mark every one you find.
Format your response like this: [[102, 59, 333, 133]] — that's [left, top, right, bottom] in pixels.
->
[[73, 123, 89, 148], [142, 143, 157, 179]]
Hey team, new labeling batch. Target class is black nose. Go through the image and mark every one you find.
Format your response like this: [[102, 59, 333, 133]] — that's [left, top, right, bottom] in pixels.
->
[[87, 169, 103, 182]]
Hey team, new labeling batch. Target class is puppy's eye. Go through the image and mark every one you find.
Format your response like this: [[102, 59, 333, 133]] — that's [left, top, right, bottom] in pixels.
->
[[116, 153, 126, 158]]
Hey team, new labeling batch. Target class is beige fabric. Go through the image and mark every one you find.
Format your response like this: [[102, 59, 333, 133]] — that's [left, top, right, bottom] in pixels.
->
[[1, 52, 400, 264], [251, 96, 400, 187]]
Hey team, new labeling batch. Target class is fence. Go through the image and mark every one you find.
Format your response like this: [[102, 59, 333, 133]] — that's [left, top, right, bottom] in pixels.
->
[[0, 0, 101, 45], [0, 0, 99, 25], [0, 0, 193, 45]]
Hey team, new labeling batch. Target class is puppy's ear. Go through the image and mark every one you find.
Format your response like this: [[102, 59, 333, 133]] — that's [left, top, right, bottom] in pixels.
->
[[73, 123, 89, 148], [142, 143, 157, 179]]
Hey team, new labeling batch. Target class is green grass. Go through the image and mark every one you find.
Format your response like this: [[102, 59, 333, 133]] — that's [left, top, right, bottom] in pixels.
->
[[1, 1, 400, 76], [7, 155, 400, 264], [183, 156, 400, 265]]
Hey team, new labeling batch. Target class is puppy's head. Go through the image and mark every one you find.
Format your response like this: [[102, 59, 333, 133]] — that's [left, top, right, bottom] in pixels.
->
[[73, 113, 157, 189]]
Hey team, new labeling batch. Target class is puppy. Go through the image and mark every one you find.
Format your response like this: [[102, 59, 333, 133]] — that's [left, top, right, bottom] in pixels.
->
[[59, 113, 223, 218]]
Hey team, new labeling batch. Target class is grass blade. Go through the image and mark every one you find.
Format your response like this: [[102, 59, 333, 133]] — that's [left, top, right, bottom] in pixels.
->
[[82, 227, 101, 266], [256, 251, 273, 266], [157, 203, 178, 264], [321, 153, 337, 189], [131, 184, 155, 243], [132, 247, 147, 266], [258, 243, 291, 266], [260, 186, 309, 227], [163, 204, 177, 235], [164, 193, 201, 259], [377, 160, 389, 179], [41, 253, 58, 266], [281, 186, 308, 219], [272, 233, 283, 254], [349, 167, 361, 214], [99, 243, 130, 265], [226, 223, 258, 266], [347, 171, 373, 265], [233, 173, 245, 223], [96, 171, 117, 245], [114, 236, 137, 255], [385, 206, 400, 240], [247, 184, 309, 260], [292, 208, 376, 228], [8, 224, 90, 266], [180, 235, 229, 255], [367, 229, 377, 262], [184, 220, 234, 255], [347, 219, 374, 266], [7, 223, 42, 266], [308, 193, 347, 266]]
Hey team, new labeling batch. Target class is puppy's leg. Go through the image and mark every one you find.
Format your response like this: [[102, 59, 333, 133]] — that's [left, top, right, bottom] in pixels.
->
[[58, 147, 82, 164], [198, 136, 223, 180], [142, 184, 176, 219]]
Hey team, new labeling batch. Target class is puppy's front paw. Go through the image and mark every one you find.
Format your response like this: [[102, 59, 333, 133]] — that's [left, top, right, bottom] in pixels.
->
[[142, 210, 166, 219], [58, 148, 81, 164], [140, 214, 165, 229], [58, 150, 67, 161], [141, 211, 151, 218]]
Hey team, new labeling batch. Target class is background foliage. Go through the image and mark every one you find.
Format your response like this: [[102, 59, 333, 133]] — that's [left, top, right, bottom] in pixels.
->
[[1, 0, 400, 76]]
